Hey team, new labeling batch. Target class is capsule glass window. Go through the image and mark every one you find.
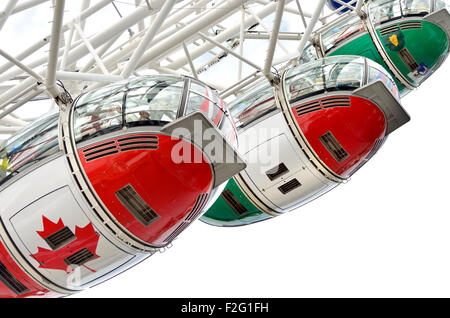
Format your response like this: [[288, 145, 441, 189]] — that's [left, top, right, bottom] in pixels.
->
[[284, 56, 365, 103], [299, 43, 319, 64], [367, 57, 401, 99], [227, 80, 277, 129], [324, 60, 365, 91], [435, 0, 450, 11], [185, 91, 222, 124], [75, 82, 125, 107], [401, 0, 432, 16], [190, 81, 219, 104], [74, 91, 124, 142], [370, 0, 403, 26], [0, 112, 59, 185], [124, 78, 183, 125], [321, 14, 365, 54], [221, 112, 238, 147]]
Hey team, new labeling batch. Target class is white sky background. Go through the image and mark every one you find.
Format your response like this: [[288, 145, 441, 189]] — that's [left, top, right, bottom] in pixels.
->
[[1, 1, 450, 297]]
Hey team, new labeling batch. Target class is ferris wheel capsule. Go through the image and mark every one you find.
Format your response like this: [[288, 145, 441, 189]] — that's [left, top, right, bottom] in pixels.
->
[[301, 0, 450, 96], [200, 56, 410, 227], [0, 75, 245, 297]]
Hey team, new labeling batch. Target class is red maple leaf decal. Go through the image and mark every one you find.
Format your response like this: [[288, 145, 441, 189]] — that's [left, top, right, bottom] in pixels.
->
[[36, 216, 64, 239], [31, 216, 100, 274]]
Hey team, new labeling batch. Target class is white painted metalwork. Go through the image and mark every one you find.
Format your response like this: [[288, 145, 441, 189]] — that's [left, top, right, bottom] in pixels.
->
[[0, 0, 363, 141]]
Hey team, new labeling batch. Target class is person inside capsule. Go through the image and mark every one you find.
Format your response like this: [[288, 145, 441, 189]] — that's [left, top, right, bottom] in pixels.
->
[[138, 111, 150, 121], [201, 56, 408, 227]]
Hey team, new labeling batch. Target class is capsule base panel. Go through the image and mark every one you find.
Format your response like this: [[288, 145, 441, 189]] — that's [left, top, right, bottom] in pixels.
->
[[200, 178, 270, 227]]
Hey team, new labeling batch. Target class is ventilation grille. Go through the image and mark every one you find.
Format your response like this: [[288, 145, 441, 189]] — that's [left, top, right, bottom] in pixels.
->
[[0, 261, 29, 295], [185, 194, 209, 222], [321, 96, 351, 109], [221, 189, 248, 216], [353, 138, 386, 172], [163, 222, 190, 244], [266, 163, 289, 181], [399, 48, 419, 71], [294, 100, 321, 116], [116, 184, 160, 226], [278, 178, 301, 194], [81, 135, 159, 162], [320, 131, 349, 162], [400, 21, 422, 31], [294, 96, 351, 117], [117, 135, 159, 152], [45, 226, 76, 250], [163, 193, 209, 243], [379, 24, 399, 37], [82, 140, 119, 162], [366, 138, 385, 160], [64, 248, 95, 266]]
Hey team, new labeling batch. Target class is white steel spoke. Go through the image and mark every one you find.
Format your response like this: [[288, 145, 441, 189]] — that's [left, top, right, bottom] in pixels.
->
[[263, 0, 285, 80], [0, 0, 19, 31], [182, 41, 198, 79], [121, 0, 177, 78]]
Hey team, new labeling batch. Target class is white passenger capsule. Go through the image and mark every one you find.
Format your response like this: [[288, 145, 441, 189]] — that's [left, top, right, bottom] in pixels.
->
[[0, 75, 245, 297], [201, 56, 410, 227]]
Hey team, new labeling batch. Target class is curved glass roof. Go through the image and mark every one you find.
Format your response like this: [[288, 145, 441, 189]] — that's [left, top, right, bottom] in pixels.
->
[[227, 79, 277, 129], [285, 55, 399, 103], [369, 0, 435, 27], [0, 111, 59, 186], [72, 75, 233, 144]]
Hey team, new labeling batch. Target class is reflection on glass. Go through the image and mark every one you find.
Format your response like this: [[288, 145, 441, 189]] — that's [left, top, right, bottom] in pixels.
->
[[286, 62, 326, 102], [285, 56, 400, 104], [74, 92, 123, 141], [73, 76, 184, 142], [185, 80, 223, 125], [435, 0, 450, 11], [321, 14, 365, 53], [285, 56, 365, 103], [72, 75, 236, 145], [221, 114, 238, 147], [76, 83, 125, 107], [228, 80, 277, 128], [299, 44, 319, 64], [370, 0, 433, 25], [186, 91, 220, 124], [189, 81, 219, 104], [0, 112, 59, 185], [185, 81, 236, 143], [370, 0, 403, 26], [325, 62, 364, 90], [401, 0, 431, 15], [367, 60, 400, 99], [125, 80, 182, 125]]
